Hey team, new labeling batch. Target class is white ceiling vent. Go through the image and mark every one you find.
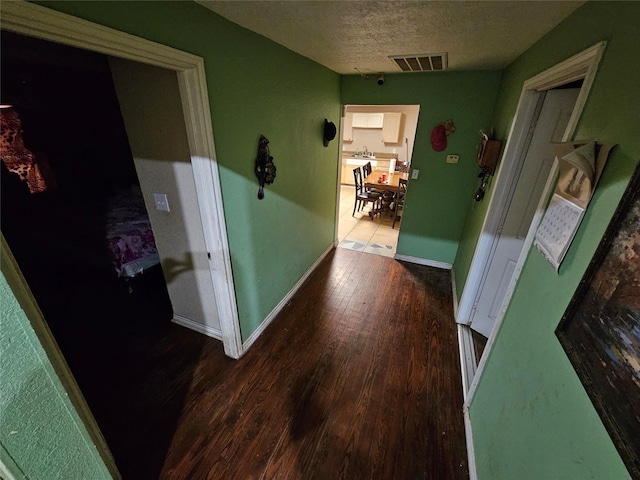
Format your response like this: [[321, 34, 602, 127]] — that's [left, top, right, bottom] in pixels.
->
[[389, 53, 448, 72]]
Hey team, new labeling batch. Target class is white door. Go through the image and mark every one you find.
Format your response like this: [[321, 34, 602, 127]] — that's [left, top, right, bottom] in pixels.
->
[[469, 88, 580, 337]]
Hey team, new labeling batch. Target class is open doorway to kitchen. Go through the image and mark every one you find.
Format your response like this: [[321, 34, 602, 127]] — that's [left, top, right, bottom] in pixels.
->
[[336, 105, 420, 257]]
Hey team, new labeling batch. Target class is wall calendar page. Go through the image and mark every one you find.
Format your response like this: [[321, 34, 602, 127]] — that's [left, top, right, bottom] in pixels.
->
[[534, 141, 616, 272]]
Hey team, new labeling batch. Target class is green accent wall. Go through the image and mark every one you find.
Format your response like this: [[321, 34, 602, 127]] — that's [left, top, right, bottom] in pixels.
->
[[462, 2, 640, 478], [0, 271, 112, 479], [341, 71, 501, 264], [35, 1, 342, 341]]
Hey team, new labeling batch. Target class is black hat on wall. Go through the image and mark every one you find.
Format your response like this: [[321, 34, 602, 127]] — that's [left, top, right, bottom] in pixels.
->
[[323, 119, 337, 147]]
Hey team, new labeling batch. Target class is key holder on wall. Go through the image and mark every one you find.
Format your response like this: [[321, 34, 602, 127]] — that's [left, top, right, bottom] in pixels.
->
[[474, 169, 490, 201], [255, 135, 276, 200]]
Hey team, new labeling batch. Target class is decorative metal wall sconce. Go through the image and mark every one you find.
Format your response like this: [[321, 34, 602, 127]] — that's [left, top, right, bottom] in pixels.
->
[[255, 135, 276, 199]]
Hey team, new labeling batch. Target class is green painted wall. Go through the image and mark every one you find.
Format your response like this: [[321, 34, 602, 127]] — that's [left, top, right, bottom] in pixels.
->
[[464, 2, 640, 479], [36, 1, 342, 340], [341, 71, 501, 264], [0, 271, 112, 479]]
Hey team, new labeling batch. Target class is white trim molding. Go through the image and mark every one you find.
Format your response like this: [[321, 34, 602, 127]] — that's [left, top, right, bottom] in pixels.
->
[[464, 407, 478, 480], [393, 254, 453, 270], [0, 0, 243, 359], [457, 324, 478, 401], [242, 245, 335, 353], [172, 315, 223, 340], [451, 267, 459, 317], [0, 455, 19, 480]]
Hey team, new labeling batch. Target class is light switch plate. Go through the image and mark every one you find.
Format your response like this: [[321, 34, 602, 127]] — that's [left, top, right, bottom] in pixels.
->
[[153, 193, 170, 212], [446, 154, 460, 164], [411, 169, 419, 179]]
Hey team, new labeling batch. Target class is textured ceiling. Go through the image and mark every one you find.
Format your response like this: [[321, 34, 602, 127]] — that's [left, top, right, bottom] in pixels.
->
[[196, 1, 584, 74]]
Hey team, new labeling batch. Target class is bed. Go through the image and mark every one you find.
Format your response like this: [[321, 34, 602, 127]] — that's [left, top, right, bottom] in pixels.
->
[[11, 184, 163, 280], [104, 189, 161, 278]]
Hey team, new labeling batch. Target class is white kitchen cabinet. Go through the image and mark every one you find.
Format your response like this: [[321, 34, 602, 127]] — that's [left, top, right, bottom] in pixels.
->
[[342, 114, 353, 142], [352, 112, 384, 129], [382, 112, 403, 143], [367, 113, 384, 128], [352, 113, 368, 128]]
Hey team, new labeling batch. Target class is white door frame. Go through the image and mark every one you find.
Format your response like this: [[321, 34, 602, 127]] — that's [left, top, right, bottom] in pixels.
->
[[334, 105, 346, 246], [1, 1, 242, 358], [456, 42, 607, 401]]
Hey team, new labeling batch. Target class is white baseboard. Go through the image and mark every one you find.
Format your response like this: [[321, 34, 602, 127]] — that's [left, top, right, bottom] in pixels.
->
[[457, 325, 480, 477], [457, 324, 478, 401], [464, 407, 478, 480], [172, 314, 223, 340], [454, 274, 478, 479], [451, 267, 459, 318], [242, 245, 334, 353], [393, 254, 452, 270]]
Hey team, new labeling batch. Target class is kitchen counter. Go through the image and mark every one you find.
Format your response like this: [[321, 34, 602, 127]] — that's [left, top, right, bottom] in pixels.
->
[[344, 157, 378, 167], [341, 157, 393, 185]]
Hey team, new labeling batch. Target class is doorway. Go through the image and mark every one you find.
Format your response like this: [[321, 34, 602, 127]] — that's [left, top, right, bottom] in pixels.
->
[[1, 1, 241, 350], [336, 104, 419, 257], [468, 85, 581, 337], [1, 1, 242, 476], [456, 42, 607, 400], [0, 30, 213, 479]]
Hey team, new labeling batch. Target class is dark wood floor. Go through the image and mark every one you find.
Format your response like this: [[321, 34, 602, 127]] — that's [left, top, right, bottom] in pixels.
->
[[41, 248, 469, 479]]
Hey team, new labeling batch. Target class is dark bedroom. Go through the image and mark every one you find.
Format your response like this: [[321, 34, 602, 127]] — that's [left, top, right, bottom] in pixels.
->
[[0, 31, 200, 477], [0, 29, 174, 325]]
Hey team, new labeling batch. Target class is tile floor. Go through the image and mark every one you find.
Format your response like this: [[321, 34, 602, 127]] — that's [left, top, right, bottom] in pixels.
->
[[337, 185, 400, 258]]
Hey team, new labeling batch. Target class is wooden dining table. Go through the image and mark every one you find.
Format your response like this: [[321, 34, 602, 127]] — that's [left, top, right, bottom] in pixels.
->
[[364, 170, 409, 192], [362, 169, 409, 219]]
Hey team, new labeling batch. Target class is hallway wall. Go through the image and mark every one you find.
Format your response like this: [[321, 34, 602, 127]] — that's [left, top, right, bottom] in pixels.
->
[[461, 3, 640, 478]]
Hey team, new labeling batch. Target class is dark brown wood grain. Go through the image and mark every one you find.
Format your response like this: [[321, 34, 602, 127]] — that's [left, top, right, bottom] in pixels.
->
[[40, 248, 469, 479]]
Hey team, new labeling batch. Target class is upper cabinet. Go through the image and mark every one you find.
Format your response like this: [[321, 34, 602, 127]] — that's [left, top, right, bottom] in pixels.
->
[[342, 114, 353, 142], [367, 113, 384, 128], [352, 112, 384, 128], [382, 112, 403, 144], [345, 111, 405, 144]]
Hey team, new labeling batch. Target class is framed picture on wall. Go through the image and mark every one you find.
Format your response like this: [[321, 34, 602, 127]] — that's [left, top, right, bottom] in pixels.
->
[[556, 160, 640, 479]]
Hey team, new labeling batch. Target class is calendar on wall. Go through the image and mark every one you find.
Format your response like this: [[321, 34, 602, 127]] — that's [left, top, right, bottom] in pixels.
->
[[535, 194, 585, 271], [534, 141, 616, 272]]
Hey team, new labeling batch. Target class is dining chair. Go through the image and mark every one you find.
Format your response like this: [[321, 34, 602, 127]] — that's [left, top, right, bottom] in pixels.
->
[[396, 161, 409, 173], [362, 160, 384, 197], [353, 167, 380, 216], [392, 178, 408, 229], [363, 161, 372, 178]]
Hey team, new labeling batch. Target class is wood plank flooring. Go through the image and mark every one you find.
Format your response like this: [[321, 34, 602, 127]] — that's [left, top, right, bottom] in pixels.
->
[[49, 248, 469, 479]]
